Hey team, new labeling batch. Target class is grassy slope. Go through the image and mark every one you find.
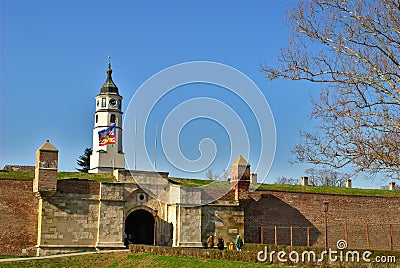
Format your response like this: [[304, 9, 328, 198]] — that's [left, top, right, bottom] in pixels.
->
[[0, 252, 287, 268], [256, 183, 400, 197], [0, 171, 398, 197]]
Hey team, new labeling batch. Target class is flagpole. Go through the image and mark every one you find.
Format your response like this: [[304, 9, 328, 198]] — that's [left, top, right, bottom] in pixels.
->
[[134, 118, 137, 171], [113, 156, 115, 172], [154, 124, 157, 171]]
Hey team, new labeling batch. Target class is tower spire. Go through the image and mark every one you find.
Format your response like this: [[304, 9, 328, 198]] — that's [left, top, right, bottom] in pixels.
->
[[100, 56, 119, 94]]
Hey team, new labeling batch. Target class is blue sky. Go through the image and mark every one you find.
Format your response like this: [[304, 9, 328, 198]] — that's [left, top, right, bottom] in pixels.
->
[[0, 0, 384, 188]]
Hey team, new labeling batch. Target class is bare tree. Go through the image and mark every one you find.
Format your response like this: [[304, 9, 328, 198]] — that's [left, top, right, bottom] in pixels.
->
[[206, 169, 214, 180], [305, 168, 347, 187], [219, 169, 229, 181], [274, 176, 298, 185], [261, 0, 400, 180], [206, 169, 228, 181]]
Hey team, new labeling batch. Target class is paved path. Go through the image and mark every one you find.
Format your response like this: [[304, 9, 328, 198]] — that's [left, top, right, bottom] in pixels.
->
[[0, 249, 129, 263]]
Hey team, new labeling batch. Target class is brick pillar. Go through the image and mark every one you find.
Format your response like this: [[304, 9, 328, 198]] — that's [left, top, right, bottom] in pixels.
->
[[230, 156, 250, 200], [33, 140, 58, 192]]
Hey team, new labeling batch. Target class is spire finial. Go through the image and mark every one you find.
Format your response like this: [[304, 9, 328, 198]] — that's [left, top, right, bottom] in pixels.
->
[[106, 56, 112, 76], [100, 56, 119, 94]]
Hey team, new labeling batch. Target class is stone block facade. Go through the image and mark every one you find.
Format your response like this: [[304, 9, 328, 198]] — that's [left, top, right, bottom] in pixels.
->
[[1, 150, 399, 256], [201, 201, 244, 247], [36, 181, 100, 255]]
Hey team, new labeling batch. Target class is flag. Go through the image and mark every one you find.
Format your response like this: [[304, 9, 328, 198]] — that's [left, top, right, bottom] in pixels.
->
[[99, 124, 116, 146]]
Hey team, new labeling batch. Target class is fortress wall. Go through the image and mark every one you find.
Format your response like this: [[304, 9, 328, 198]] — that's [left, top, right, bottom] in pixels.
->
[[37, 194, 100, 255], [36, 180, 101, 255], [201, 204, 244, 247], [57, 179, 100, 195], [96, 183, 125, 249], [245, 190, 400, 250], [0, 179, 38, 255], [1, 176, 399, 255]]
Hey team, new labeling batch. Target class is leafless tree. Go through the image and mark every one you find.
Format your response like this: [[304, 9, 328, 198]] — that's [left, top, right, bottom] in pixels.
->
[[305, 168, 347, 186], [206, 169, 228, 181], [274, 176, 299, 185], [261, 0, 400, 180], [206, 169, 214, 180]]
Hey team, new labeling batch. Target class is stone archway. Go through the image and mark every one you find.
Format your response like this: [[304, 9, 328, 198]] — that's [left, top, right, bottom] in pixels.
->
[[125, 209, 155, 245]]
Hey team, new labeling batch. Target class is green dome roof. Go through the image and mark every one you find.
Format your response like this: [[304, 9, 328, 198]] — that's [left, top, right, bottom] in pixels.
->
[[100, 59, 119, 95]]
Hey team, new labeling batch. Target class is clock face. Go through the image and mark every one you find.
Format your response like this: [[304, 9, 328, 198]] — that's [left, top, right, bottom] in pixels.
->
[[109, 98, 117, 107]]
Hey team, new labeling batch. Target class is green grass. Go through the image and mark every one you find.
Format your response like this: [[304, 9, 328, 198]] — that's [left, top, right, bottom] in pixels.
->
[[57, 172, 115, 182], [0, 251, 288, 268], [161, 177, 399, 197], [257, 183, 400, 197], [0, 171, 34, 179], [168, 177, 208, 187], [1, 170, 398, 197], [168, 177, 230, 189], [0, 255, 30, 259]]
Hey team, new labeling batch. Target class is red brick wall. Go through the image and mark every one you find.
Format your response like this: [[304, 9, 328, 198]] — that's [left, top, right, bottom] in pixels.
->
[[33, 150, 58, 192], [57, 179, 100, 195], [0, 179, 38, 255], [244, 190, 400, 250]]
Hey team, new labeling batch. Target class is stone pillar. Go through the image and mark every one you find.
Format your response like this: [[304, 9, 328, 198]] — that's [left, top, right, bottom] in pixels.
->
[[346, 179, 352, 188], [389, 182, 396, 191], [33, 140, 58, 192], [301, 176, 308, 186], [176, 206, 202, 247], [96, 183, 125, 249]]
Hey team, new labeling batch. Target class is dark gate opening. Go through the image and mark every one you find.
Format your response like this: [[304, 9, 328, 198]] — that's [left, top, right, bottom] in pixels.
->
[[125, 209, 154, 245]]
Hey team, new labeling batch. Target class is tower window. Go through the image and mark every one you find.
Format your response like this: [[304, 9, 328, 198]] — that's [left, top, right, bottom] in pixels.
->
[[95, 114, 98, 123], [102, 98, 106, 107], [110, 114, 116, 123], [97, 100, 99, 106], [118, 99, 121, 109]]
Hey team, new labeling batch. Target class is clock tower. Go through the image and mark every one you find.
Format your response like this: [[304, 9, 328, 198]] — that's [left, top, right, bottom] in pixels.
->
[[89, 58, 125, 173]]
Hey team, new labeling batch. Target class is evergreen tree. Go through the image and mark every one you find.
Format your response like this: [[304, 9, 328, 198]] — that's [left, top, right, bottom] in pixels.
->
[[76, 147, 92, 173]]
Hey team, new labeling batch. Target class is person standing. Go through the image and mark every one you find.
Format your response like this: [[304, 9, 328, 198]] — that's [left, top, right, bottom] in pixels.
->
[[207, 235, 214, 248], [217, 236, 225, 250], [235, 234, 244, 251]]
